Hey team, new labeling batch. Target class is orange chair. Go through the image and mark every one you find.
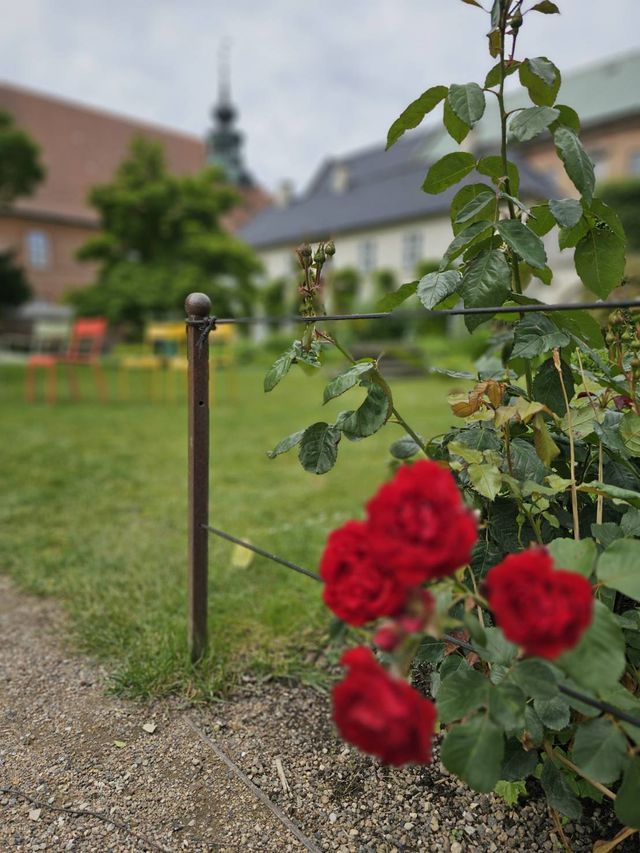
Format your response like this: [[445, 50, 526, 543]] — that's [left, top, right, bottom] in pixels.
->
[[26, 317, 108, 404]]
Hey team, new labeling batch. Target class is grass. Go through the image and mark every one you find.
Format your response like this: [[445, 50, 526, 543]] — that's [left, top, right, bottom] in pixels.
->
[[0, 350, 462, 700]]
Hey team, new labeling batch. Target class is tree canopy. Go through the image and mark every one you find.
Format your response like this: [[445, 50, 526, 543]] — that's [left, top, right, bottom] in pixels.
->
[[0, 110, 45, 311], [70, 136, 262, 328], [0, 110, 45, 207]]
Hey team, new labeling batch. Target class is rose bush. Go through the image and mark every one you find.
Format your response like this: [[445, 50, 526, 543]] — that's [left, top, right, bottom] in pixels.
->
[[263, 0, 640, 846]]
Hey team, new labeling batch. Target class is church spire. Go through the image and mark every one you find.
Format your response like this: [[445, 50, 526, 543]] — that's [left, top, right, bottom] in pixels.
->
[[207, 39, 253, 186]]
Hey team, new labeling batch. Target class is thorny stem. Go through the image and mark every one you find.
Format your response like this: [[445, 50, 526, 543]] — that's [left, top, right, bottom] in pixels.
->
[[553, 349, 580, 540], [544, 741, 616, 802], [549, 805, 573, 853], [575, 348, 604, 525], [497, 1, 533, 399]]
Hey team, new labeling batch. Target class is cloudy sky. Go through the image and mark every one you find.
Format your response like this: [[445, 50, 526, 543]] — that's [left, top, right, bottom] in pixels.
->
[[1, 0, 639, 192]]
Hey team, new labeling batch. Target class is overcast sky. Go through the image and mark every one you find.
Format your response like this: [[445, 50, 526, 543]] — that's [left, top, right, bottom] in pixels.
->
[[1, 0, 639, 192]]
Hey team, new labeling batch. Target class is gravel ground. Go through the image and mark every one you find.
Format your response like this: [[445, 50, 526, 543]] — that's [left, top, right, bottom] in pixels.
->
[[1, 575, 637, 853]]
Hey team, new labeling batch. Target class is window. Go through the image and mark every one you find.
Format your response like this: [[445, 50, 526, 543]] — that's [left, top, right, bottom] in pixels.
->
[[358, 239, 377, 274], [629, 151, 640, 176], [26, 230, 50, 269], [402, 231, 424, 274]]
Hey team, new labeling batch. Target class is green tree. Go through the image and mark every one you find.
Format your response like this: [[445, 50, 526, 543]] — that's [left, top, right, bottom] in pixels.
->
[[70, 136, 262, 329], [0, 110, 45, 206], [0, 110, 45, 311]]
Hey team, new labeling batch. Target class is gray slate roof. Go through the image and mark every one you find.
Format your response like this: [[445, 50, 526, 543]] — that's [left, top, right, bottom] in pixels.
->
[[239, 131, 556, 249]]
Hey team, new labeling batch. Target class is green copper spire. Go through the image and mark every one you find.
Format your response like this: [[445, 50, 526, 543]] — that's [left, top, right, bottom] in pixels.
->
[[207, 39, 253, 186]]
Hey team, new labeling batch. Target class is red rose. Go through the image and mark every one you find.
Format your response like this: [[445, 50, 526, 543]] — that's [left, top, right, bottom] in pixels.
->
[[484, 547, 593, 659], [332, 647, 437, 765], [320, 520, 409, 626], [365, 460, 477, 584]]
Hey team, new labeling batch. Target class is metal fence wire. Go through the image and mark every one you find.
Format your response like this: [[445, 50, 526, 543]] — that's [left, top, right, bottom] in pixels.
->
[[184, 292, 640, 730]]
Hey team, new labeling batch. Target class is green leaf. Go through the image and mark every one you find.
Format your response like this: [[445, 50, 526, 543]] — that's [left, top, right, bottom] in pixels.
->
[[615, 758, 640, 828], [510, 438, 547, 484], [549, 104, 581, 135], [442, 222, 494, 268], [416, 636, 445, 664], [533, 695, 571, 730], [437, 667, 489, 723], [527, 203, 556, 236], [520, 57, 561, 107], [531, 0, 560, 12], [460, 249, 511, 331], [549, 198, 583, 228], [524, 705, 545, 746], [496, 219, 547, 269], [511, 313, 570, 360], [572, 718, 629, 784], [454, 190, 496, 225], [494, 780, 528, 807], [340, 383, 391, 438], [461, 0, 484, 6], [558, 601, 626, 691], [323, 362, 374, 403], [423, 152, 476, 195], [540, 758, 582, 820], [580, 481, 640, 510], [477, 155, 520, 195], [510, 659, 559, 700], [553, 309, 603, 349], [448, 82, 486, 127], [298, 422, 341, 474], [488, 682, 526, 731], [485, 60, 521, 88], [376, 281, 417, 311], [558, 217, 589, 250], [450, 183, 497, 234], [440, 714, 505, 793], [389, 435, 421, 459], [597, 539, 640, 601], [554, 127, 595, 203], [547, 538, 597, 578], [479, 627, 519, 666], [443, 98, 470, 143], [386, 85, 448, 149], [266, 429, 304, 459], [575, 228, 626, 299], [468, 463, 502, 499], [501, 739, 539, 781], [532, 357, 574, 417], [264, 348, 294, 392], [417, 269, 462, 310], [620, 411, 640, 456], [591, 197, 625, 240], [508, 106, 559, 142]]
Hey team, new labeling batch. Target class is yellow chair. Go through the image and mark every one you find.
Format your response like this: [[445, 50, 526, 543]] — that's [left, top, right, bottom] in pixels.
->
[[119, 321, 185, 401], [168, 321, 238, 403]]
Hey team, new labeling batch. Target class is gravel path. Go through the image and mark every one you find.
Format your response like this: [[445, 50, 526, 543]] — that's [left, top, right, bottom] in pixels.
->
[[0, 576, 636, 852]]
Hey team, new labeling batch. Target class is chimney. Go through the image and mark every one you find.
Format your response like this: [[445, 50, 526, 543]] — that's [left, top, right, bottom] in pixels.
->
[[275, 179, 294, 208], [331, 163, 349, 193]]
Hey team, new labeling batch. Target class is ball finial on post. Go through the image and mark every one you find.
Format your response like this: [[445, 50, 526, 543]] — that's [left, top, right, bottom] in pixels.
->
[[185, 292, 212, 318]]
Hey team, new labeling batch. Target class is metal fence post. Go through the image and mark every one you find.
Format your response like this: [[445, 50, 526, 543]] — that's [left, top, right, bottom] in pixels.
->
[[185, 292, 211, 662]]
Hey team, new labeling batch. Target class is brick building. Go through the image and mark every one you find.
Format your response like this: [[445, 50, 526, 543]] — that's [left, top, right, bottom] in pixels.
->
[[0, 80, 269, 304]]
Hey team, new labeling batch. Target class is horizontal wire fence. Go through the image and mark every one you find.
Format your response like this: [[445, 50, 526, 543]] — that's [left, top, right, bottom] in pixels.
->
[[185, 292, 640, 729]]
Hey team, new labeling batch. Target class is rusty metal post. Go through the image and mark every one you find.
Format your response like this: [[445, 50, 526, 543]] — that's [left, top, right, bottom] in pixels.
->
[[185, 292, 212, 662]]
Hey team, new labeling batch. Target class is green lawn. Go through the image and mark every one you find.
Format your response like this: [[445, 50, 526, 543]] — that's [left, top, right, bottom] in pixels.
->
[[0, 355, 459, 699]]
